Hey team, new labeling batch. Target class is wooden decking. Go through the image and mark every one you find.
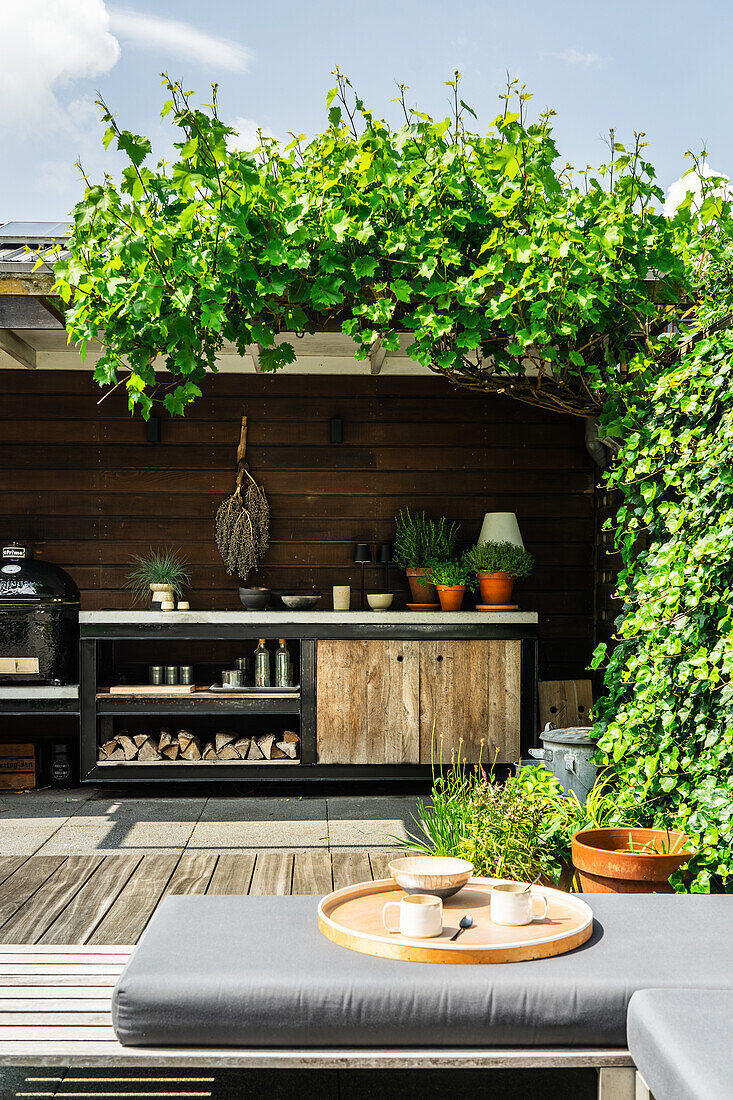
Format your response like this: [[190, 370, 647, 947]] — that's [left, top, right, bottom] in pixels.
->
[[0, 851, 401, 946]]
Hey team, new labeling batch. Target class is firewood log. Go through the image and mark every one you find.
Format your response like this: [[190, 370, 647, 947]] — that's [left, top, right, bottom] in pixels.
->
[[137, 738, 162, 761], [161, 736, 180, 760], [270, 744, 287, 758], [178, 730, 201, 760], [246, 738, 264, 760], [275, 740, 298, 759], [158, 729, 174, 752], [106, 747, 126, 760], [281, 731, 300, 744], [117, 734, 139, 761], [202, 741, 217, 760], [102, 739, 119, 757], [132, 734, 148, 748], [215, 730, 236, 752], [233, 737, 251, 758], [257, 733, 276, 759], [217, 744, 239, 760]]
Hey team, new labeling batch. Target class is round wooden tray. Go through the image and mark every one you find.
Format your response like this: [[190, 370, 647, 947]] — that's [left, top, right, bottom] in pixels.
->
[[318, 877, 593, 964]]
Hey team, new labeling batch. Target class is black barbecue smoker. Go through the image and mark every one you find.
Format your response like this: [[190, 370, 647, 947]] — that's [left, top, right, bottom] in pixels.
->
[[0, 544, 80, 684]]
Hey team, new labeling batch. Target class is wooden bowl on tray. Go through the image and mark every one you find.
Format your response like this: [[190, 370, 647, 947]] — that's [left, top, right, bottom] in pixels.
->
[[388, 856, 474, 899]]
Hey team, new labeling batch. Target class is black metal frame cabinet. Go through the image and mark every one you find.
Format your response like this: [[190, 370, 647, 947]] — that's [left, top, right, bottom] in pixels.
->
[[79, 613, 538, 784]]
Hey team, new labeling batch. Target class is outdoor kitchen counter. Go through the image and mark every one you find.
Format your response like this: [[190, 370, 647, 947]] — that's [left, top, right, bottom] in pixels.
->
[[80, 610, 537, 625], [78, 611, 538, 783]]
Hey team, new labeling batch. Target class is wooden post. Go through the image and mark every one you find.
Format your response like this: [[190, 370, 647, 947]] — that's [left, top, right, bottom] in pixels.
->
[[598, 1067, 636, 1100]]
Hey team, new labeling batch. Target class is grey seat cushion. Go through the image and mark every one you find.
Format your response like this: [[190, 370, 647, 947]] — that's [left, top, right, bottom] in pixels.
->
[[112, 894, 733, 1049], [628, 989, 733, 1100]]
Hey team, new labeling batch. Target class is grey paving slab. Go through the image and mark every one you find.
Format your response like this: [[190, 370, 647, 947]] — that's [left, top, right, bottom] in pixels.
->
[[190, 797, 328, 850], [326, 795, 424, 849]]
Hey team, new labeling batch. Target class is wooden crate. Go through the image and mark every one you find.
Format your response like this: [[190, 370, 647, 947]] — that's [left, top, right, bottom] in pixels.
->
[[0, 743, 35, 789]]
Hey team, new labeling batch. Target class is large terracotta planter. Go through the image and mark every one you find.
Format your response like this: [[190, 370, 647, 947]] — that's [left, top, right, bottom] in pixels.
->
[[572, 827, 692, 893], [477, 571, 515, 605], [406, 568, 437, 604], [436, 584, 465, 611]]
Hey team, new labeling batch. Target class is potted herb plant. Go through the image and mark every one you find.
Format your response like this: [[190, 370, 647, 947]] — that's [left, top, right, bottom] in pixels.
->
[[393, 509, 459, 604], [571, 827, 692, 893], [126, 548, 191, 608], [464, 540, 534, 605], [426, 558, 475, 611]]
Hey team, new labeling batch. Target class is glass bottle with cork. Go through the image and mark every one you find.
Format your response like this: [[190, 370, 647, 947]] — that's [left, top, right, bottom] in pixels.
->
[[275, 639, 291, 688], [254, 639, 271, 687]]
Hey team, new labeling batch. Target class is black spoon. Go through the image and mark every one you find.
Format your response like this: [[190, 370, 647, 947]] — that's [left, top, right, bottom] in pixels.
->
[[450, 915, 474, 942]]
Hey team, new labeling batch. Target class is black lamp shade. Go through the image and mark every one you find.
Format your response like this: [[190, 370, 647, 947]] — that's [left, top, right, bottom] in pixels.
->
[[353, 542, 372, 564], [377, 542, 393, 564]]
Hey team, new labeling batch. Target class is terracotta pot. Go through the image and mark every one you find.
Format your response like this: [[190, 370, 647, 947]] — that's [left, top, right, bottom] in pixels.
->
[[436, 584, 465, 611], [406, 568, 437, 604], [571, 827, 692, 894], [476, 571, 515, 605]]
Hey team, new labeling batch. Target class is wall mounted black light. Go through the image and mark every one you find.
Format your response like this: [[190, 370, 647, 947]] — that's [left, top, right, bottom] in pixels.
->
[[376, 542, 393, 592], [146, 416, 162, 444], [353, 542, 372, 610], [330, 417, 343, 445]]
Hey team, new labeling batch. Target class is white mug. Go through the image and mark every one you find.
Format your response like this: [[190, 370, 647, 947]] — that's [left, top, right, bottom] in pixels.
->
[[383, 894, 443, 938], [491, 882, 549, 926], [333, 585, 351, 611]]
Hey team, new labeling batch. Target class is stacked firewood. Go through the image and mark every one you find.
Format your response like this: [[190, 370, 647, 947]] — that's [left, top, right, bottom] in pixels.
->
[[99, 729, 300, 762]]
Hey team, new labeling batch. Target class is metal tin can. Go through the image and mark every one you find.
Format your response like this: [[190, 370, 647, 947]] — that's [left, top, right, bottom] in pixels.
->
[[235, 656, 253, 684], [179, 665, 194, 685], [149, 665, 164, 685], [164, 665, 179, 685]]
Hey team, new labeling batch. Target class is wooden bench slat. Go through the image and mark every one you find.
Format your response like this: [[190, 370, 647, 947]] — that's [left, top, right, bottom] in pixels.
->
[[0, 1011, 112, 1024], [0, 975, 121, 986], [0, 998, 111, 1009]]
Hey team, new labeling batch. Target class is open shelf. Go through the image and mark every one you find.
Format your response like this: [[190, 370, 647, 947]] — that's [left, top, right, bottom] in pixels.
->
[[95, 693, 301, 716]]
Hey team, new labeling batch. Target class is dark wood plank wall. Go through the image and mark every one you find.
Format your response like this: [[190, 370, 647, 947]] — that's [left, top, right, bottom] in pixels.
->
[[0, 370, 598, 680]]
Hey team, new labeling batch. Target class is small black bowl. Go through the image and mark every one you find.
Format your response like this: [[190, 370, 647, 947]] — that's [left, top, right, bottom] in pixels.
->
[[239, 587, 271, 611]]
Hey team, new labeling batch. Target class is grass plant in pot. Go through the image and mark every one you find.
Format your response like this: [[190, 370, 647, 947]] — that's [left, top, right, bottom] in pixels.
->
[[393, 509, 459, 605], [464, 540, 534, 605], [571, 827, 692, 893], [126, 548, 191, 609], [426, 557, 475, 611]]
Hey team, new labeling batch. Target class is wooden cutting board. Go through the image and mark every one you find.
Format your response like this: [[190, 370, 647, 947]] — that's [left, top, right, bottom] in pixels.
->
[[107, 684, 196, 695], [318, 877, 593, 964]]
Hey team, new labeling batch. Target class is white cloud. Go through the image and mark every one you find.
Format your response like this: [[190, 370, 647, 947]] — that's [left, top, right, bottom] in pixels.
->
[[109, 8, 252, 73], [228, 117, 277, 152], [547, 48, 603, 68], [0, 0, 120, 130], [664, 163, 730, 217]]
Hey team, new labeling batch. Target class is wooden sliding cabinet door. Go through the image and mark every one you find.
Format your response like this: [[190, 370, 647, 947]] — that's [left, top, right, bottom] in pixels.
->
[[316, 640, 419, 764], [418, 640, 521, 765]]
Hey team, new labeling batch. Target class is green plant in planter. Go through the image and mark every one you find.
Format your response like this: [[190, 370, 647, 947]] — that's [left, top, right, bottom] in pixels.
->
[[393, 509, 459, 569], [425, 557, 475, 589], [464, 540, 534, 577], [126, 548, 191, 603]]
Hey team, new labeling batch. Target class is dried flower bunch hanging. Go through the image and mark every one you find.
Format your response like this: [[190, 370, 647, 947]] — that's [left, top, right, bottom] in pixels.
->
[[215, 416, 270, 578]]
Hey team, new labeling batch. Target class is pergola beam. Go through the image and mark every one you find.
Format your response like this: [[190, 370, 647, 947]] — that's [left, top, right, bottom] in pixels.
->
[[0, 329, 37, 369]]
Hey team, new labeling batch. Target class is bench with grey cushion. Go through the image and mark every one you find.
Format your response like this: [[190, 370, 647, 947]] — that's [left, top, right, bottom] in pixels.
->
[[628, 988, 733, 1100], [111, 893, 733, 1098]]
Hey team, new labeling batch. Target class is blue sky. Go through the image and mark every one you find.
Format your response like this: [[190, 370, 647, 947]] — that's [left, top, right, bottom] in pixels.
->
[[2, 0, 730, 220]]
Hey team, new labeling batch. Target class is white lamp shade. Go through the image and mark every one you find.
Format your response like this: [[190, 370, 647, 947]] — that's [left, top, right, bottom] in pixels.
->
[[478, 512, 524, 548]]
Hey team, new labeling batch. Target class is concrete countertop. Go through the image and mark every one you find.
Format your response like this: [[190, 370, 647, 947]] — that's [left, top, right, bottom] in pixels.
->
[[0, 684, 79, 698], [80, 610, 538, 625]]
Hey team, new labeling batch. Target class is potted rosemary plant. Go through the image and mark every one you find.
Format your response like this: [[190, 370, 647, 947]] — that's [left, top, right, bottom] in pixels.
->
[[126, 548, 191, 609], [393, 509, 459, 604], [426, 557, 475, 611], [464, 540, 534, 605]]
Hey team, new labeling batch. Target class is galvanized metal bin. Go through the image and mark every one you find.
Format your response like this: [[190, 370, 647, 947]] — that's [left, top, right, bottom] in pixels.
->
[[528, 725, 597, 802]]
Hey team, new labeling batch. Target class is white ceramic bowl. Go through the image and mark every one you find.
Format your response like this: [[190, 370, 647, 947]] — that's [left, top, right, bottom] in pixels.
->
[[366, 593, 394, 610], [388, 855, 474, 899]]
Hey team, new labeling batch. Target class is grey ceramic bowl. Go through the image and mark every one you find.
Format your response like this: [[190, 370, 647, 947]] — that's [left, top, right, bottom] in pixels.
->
[[239, 587, 271, 611], [280, 594, 321, 610]]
